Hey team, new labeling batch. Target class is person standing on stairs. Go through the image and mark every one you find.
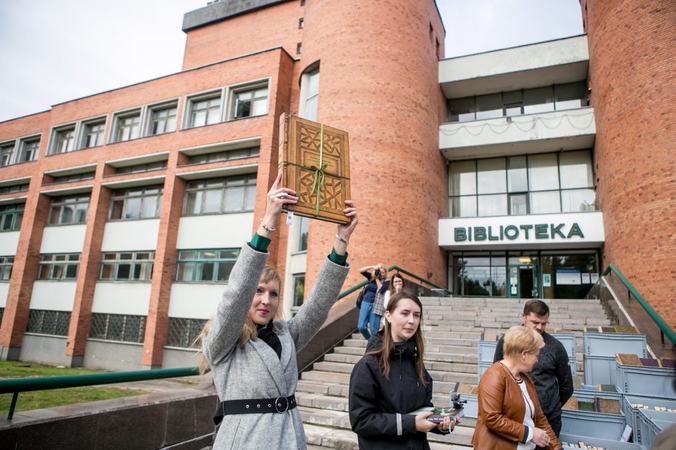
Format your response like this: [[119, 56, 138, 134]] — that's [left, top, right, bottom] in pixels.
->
[[493, 299, 574, 444], [357, 263, 389, 339], [473, 326, 562, 450], [349, 291, 456, 450], [197, 172, 359, 450]]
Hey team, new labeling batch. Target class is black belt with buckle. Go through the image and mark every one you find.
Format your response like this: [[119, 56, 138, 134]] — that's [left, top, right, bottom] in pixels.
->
[[213, 395, 297, 425]]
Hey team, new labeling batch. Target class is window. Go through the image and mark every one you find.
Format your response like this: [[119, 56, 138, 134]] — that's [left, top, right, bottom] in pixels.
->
[[166, 317, 207, 348], [18, 138, 39, 163], [176, 248, 240, 282], [230, 85, 268, 119], [149, 104, 177, 135], [302, 68, 320, 121], [0, 204, 24, 231], [0, 184, 28, 194], [0, 143, 14, 166], [186, 146, 260, 165], [113, 111, 141, 142], [27, 310, 71, 336], [115, 160, 167, 174], [109, 186, 163, 220], [293, 274, 305, 307], [89, 313, 146, 343], [448, 150, 596, 217], [82, 119, 106, 148], [0, 256, 14, 281], [52, 172, 95, 183], [183, 175, 256, 215], [100, 251, 154, 281], [188, 94, 222, 128], [48, 195, 89, 225], [298, 217, 309, 252], [37, 254, 80, 280], [50, 126, 76, 155]]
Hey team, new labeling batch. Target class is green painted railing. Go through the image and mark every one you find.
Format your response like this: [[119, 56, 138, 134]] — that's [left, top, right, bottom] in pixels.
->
[[603, 263, 676, 346], [0, 366, 200, 420], [0, 265, 445, 420]]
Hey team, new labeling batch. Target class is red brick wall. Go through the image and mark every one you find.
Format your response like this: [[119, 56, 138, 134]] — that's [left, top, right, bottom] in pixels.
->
[[586, 0, 676, 327], [298, 0, 448, 291]]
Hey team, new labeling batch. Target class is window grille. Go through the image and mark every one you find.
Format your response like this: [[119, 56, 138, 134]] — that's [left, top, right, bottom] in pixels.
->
[[27, 310, 71, 336], [167, 317, 207, 348], [89, 313, 146, 343]]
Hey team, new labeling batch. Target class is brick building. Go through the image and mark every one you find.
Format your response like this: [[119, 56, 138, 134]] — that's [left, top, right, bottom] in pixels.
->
[[0, 0, 672, 370]]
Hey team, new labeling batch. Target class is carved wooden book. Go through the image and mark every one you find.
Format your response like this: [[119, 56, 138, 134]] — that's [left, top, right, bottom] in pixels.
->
[[278, 114, 351, 224]]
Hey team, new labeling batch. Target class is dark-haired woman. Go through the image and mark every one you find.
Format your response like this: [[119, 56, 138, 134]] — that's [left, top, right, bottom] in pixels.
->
[[348, 291, 455, 449]]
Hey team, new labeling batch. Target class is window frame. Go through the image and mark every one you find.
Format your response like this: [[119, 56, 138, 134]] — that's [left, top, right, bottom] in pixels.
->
[[0, 204, 24, 232], [147, 101, 178, 136], [49, 125, 76, 155], [228, 81, 269, 120], [109, 186, 163, 221], [183, 174, 257, 216], [0, 256, 14, 281], [0, 142, 15, 167], [17, 137, 40, 163], [47, 195, 90, 226], [111, 109, 142, 143], [185, 90, 223, 129], [99, 251, 155, 281], [37, 253, 80, 280], [80, 117, 107, 149], [175, 248, 240, 283]]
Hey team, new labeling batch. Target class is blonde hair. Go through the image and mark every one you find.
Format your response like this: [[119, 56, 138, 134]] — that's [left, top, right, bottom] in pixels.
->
[[197, 265, 281, 374], [503, 325, 544, 359]]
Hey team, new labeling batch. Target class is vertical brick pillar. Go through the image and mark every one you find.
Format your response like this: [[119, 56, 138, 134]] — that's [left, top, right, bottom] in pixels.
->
[[0, 192, 50, 360], [141, 173, 186, 368], [65, 181, 111, 367]]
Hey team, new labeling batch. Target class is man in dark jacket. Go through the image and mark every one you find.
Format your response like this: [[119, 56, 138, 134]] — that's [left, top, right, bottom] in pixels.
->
[[493, 299, 574, 443]]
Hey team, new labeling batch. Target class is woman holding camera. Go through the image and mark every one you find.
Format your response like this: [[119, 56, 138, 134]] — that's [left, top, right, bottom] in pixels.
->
[[357, 263, 389, 339]]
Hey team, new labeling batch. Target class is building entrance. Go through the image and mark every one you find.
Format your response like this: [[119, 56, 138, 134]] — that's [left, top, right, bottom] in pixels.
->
[[450, 250, 599, 299]]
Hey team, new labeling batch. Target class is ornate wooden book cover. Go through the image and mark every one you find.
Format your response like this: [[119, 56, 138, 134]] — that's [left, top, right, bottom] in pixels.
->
[[278, 114, 351, 224]]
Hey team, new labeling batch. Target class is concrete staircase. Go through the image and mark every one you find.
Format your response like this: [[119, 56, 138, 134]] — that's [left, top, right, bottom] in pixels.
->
[[299, 297, 613, 449]]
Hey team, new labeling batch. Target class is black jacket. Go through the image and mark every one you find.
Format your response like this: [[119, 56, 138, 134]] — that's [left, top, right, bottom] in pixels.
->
[[349, 333, 440, 450], [493, 330, 574, 420]]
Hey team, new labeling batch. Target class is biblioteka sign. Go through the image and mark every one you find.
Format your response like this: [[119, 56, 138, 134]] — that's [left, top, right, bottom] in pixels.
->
[[454, 222, 584, 242]]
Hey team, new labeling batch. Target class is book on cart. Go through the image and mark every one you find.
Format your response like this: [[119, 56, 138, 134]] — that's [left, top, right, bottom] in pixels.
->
[[278, 114, 351, 224]]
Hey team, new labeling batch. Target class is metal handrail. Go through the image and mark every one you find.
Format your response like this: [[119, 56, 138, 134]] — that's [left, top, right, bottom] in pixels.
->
[[0, 366, 200, 420], [0, 265, 445, 420], [603, 263, 676, 346]]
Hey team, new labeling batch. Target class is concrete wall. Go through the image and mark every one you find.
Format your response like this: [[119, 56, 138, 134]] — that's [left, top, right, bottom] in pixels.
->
[[83, 340, 144, 371], [20, 334, 70, 367]]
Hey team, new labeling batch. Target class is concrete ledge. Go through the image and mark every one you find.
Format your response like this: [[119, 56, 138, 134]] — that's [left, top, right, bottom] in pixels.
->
[[0, 388, 217, 450]]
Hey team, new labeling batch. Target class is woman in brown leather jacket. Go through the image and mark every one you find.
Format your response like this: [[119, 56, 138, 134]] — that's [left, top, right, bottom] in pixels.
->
[[471, 326, 562, 450]]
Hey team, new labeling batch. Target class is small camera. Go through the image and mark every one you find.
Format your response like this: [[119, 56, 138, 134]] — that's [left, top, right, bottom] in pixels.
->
[[374, 269, 380, 276]]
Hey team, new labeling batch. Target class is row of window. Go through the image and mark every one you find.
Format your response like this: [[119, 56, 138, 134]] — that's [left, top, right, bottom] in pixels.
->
[[447, 81, 588, 123], [0, 81, 269, 167], [0, 174, 257, 232], [25, 309, 207, 349], [30, 249, 242, 282], [449, 150, 596, 217]]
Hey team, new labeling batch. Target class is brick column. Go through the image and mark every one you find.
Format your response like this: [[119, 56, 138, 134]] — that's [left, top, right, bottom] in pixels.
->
[[65, 182, 111, 367], [0, 191, 50, 360], [141, 173, 186, 368]]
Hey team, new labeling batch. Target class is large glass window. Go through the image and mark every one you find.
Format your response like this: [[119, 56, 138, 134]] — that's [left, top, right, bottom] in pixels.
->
[[110, 186, 163, 220], [448, 150, 595, 217], [0, 204, 24, 231], [183, 175, 256, 215], [298, 217, 309, 252], [176, 249, 240, 282], [100, 251, 154, 281], [303, 69, 320, 121], [37, 254, 80, 280], [48, 195, 89, 225], [447, 82, 588, 123]]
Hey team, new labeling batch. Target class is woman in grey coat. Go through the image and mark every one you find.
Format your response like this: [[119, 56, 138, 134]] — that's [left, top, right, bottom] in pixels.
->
[[200, 172, 359, 450]]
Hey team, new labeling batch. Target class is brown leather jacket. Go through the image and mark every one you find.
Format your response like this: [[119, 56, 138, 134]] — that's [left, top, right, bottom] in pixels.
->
[[471, 362, 561, 450]]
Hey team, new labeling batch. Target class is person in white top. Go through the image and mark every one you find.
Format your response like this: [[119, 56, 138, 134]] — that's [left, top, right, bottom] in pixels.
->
[[383, 273, 406, 312]]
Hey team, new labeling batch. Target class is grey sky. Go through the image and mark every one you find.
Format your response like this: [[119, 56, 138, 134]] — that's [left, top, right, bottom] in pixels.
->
[[0, 0, 583, 123]]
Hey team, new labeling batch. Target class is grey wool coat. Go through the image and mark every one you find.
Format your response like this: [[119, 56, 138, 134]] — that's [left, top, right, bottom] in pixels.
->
[[203, 243, 350, 450]]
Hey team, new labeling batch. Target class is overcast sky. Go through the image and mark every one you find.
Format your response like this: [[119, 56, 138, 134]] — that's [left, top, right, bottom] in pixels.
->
[[0, 0, 583, 123]]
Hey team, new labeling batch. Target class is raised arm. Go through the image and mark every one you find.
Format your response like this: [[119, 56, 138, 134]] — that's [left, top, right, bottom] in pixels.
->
[[203, 172, 298, 365]]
